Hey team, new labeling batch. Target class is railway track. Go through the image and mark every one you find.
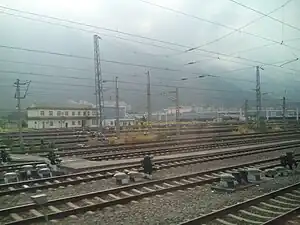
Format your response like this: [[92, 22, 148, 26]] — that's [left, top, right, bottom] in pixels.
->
[[0, 157, 296, 225], [1, 132, 297, 174], [78, 133, 300, 160], [179, 182, 300, 225], [55, 131, 300, 158], [1, 127, 237, 150], [0, 140, 299, 196]]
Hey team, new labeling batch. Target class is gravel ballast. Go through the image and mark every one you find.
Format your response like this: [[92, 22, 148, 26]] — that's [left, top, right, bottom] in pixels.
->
[[0, 146, 299, 209], [31, 173, 300, 225]]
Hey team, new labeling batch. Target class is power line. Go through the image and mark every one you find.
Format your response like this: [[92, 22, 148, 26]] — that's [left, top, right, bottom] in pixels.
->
[[1, 3, 300, 57], [136, 0, 300, 53], [0, 45, 257, 83], [2, 43, 300, 84], [228, 0, 300, 33], [186, 0, 292, 51]]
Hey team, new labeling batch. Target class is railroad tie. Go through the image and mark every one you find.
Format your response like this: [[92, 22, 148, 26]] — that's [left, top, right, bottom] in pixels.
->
[[188, 178, 200, 182], [142, 187, 155, 192], [120, 191, 134, 197], [285, 193, 300, 199], [45, 181, 52, 185], [108, 194, 121, 200], [30, 209, 44, 217], [260, 202, 293, 211], [8, 187, 15, 191], [239, 210, 273, 220], [48, 205, 62, 213], [66, 202, 80, 209], [215, 218, 236, 225], [153, 184, 164, 189], [94, 196, 108, 202], [269, 199, 299, 207], [250, 206, 282, 215], [172, 181, 184, 185], [163, 183, 175, 187], [53, 180, 61, 184], [228, 213, 261, 224], [131, 189, 144, 194], [181, 179, 193, 183], [277, 196, 300, 203], [10, 213, 23, 221], [82, 199, 95, 206]]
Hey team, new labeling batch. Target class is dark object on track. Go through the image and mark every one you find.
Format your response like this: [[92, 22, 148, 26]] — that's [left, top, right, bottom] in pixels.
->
[[142, 155, 153, 176], [280, 152, 298, 169]]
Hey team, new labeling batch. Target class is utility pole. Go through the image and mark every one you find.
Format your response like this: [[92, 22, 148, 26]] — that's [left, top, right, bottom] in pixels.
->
[[256, 66, 262, 129], [282, 96, 286, 124], [94, 35, 104, 133], [175, 87, 180, 138], [244, 99, 248, 124], [14, 79, 31, 150], [147, 71, 151, 132], [115, 77, 120, 138]]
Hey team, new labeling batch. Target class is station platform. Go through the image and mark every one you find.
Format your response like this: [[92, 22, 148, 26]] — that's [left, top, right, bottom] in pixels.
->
[[59, 139, 298, 172], [10, 154, 48, 163]]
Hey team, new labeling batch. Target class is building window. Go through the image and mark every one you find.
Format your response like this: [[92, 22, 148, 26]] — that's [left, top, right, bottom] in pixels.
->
[[78, 111, 81, 116], [65, 111, 69, 116], [92, 110, 96, 115], [83, 111, 86, 116], [72, 121, 75, 125], [50, 121, 53, 126], [49, 111, 53, 116], [78, 120, 81, 125], [92, 119, 97, 125], [57, 111, 61, 116], [61, 111, 64, 116], [87, 111, 90, 116], [72, 111, 75, 116], [40, 111, 45, 116], [110, 121, 114, 126], [35, 121, 37, 124]]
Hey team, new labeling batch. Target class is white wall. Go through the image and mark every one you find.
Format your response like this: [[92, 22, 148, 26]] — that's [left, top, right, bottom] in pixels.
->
[[27, 119, 86, 129]]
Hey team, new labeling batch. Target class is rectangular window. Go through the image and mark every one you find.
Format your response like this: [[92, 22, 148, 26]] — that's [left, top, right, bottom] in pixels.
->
[[110, 121, 114, 126], [92, 119, 97, 125], [57, 111, 61, 116], [92, 110, 96, 115], [50, 121, 53, 126], [49, 111, 53, 116], [72, 121, 75, 125], [65, 111, 69, 116], [78, 120, 81, 125], [87, 111, 90, 116], [72, 111, 75, 116], [40, 111, 45, 116], [83, 111, 86, 116], [78, 111, 81, 116]]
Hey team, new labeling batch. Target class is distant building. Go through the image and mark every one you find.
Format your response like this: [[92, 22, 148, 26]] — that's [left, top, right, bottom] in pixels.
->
[[26, 101, 130, 129]]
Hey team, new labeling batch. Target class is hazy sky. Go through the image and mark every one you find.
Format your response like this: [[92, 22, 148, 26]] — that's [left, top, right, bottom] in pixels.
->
[[0, 0, 299, 111]]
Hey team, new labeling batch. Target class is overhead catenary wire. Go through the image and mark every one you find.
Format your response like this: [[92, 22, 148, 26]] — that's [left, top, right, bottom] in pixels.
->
[[227, 0, 300, 33], [184, 0, 293, 52], [1, 43, 300, 82], [1, 4, 300, 56], [136, 0, 300, 54]]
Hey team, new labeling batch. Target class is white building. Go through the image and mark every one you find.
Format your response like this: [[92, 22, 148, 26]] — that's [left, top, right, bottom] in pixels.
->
[[26, 102, 132, 129]]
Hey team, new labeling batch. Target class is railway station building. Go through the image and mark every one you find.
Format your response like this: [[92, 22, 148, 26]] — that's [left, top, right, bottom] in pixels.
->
[[26, 102, 130, 129]]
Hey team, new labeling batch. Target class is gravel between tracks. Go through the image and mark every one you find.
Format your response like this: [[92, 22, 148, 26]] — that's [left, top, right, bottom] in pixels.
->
[[0, 147, 299, 209], [32, 172, 300, 225]]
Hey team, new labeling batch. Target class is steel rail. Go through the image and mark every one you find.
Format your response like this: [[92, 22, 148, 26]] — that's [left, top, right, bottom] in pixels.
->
[[178, 182, 300, 225], [0, 141, 299, 196], [0, 158, 293, 225]]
